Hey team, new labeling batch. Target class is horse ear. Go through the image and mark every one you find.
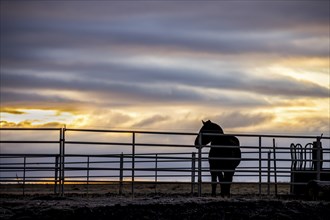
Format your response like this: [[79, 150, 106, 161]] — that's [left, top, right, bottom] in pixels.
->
[[202, 120, 206, 125]]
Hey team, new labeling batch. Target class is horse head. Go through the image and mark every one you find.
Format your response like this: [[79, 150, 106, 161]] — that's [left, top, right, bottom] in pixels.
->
[[194, 120, 224, 148]]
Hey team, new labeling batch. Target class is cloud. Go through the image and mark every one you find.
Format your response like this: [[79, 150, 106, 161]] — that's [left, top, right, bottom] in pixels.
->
[[1, 1, 329, 65], [84, 110, 134, 129], [133, 115, 170, 128], [210, 111, 275, 130], [240, 75, 330, 98], [289, 116, 330, 134], [1, 109, 25, 115], [0, 120, 64, 128], [268, 115, 330, 135], [1, 90, 75, 103], [2, 66, 328, 109], [2, 21, 328, 59]]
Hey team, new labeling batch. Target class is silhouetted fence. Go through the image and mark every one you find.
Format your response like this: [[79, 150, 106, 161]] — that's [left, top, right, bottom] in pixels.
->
[[0, 128, 329, 197]]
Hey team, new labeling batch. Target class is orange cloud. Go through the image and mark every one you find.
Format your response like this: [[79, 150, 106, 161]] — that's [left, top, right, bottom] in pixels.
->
[[0, 120, 64, 128]]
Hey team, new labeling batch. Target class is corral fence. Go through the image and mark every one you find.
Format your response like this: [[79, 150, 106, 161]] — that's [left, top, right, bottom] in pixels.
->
[[0, 128, 329, 197]]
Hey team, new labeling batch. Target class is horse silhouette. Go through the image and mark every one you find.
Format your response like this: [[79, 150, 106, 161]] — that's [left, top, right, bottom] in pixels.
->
[[194, 120, 241, 197]]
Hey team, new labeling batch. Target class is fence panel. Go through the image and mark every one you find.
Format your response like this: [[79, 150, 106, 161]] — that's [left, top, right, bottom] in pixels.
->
[[1, 128, 329, 197]]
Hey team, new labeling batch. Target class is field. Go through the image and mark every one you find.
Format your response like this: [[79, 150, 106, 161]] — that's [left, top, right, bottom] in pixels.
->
[[0, 182, 290, 196], [1, 183, 330, 220]]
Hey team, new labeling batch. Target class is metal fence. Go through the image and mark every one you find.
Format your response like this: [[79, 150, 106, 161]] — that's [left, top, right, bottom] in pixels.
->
[[0, 128, 329, 196]]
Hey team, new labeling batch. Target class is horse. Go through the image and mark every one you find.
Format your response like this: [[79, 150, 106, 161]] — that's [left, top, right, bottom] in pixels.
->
[[194, 120, 241, 197]]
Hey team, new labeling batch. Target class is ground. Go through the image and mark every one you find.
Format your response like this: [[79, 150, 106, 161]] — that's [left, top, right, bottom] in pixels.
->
[[1, 184, 330, 219], [1, 195, 330, 220]]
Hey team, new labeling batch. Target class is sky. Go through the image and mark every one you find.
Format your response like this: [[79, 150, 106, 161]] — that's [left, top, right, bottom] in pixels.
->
[[1, 0, 329, 136]]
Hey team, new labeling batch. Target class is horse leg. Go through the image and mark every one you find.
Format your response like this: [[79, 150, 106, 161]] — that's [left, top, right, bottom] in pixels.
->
[[217, 171, 224, 192], [217, 171, 225, 197], [211, 171, 217, 196], [222, 171, 234, 197]]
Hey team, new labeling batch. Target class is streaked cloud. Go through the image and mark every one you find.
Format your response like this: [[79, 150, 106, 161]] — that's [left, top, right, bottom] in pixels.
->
[[211, 111, 275, 130]]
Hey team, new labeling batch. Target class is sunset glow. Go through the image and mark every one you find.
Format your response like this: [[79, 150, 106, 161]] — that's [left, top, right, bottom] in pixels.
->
[[0, 109, 87, 128]]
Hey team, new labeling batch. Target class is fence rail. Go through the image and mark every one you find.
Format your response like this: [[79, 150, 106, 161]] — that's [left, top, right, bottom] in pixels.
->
[[1, 128, 329, 197]]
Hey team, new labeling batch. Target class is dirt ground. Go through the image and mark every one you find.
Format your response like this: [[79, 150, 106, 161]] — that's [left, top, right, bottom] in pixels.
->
[[0, 182, 290, 195], [1, 195, 330, 220], [1, 184, 329, 220]]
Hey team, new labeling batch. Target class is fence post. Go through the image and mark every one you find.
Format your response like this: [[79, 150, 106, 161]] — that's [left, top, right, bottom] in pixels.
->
[[119, 153, 123, 195], [132, 132, 135, 198], [23, 156, 26, 196], [59, 127, 65, 196], [62, 127, 66, 196], [155, 153, 158, 194], [191, 152, 196, 195], [87, 156, 90, 195], [315, 136, 322, 180], [272, 138, 278, 196], [267, 151, 271, 196], [198, 134, 202, 197], [258, 136, 262, 196], [290, 143, 296, 194], [54, 155, 59, 194], [58, 129, 63, 196]]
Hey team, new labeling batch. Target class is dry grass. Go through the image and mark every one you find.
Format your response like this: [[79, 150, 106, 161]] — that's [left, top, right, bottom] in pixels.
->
[[0, 182, 290, 197]]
